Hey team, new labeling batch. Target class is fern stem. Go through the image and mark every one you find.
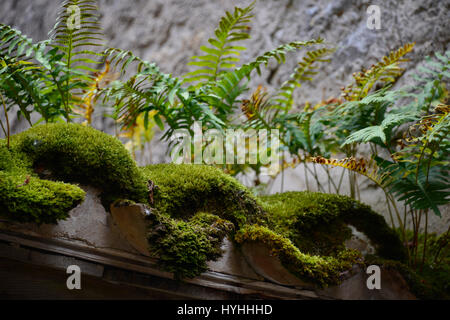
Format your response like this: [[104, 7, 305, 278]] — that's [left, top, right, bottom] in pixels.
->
[[302, 155, 310, 191], [336, 167, 345, 194], [0, 93, 10, 148], [421, 209, 429, 271], [383, 189, 396, 229], [312, 162, 325, 192]]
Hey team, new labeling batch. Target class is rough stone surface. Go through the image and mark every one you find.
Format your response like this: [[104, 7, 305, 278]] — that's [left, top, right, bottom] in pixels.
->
[[0, 188, 417, 299], [241, 241, 416, 300], [0, 186, 138, 254], [0, 0, 449, 233], [241, 241, 310, 287], [207, 238, 263, 280], [318, 266, 417, 300], [110, 203, 152, 256], [344, 225, 376, 256]]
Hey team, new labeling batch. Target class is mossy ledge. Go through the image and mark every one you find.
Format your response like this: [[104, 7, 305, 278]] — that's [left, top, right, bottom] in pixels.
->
[[0, 124, 409, 287], [140, 163, 266, 278], [140, 163, 266, 227], [261, 191, 407, 261], [0, 123, 148, 223]]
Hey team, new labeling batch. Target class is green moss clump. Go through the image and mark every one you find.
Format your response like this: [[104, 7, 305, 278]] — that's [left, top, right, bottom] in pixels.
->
[[11, 123, 148, 203], [140, 165, 407, 285], [140, 164, 265, 278], [140, 164, 265, 227], [0, 170, 85, 224], [146, 211, 233, 279], [261, 191, 407, 261], [0, 139, 85, 224], [0, 123, 149, 224], [235, 224, 363, 286]]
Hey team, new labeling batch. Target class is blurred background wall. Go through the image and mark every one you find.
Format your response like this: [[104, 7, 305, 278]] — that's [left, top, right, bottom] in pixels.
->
[[1, 0, 449, 233]]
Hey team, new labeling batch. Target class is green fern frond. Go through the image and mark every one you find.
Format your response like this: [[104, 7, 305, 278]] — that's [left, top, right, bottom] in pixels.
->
[[103, 47, 151, 75], [342, 42, 415, 101], [274, 47, 334, 111], [205, 38, 325, 115], [343, 112, 418, 146], [99, 48, 183, 127], [184, 1, 255, 84], [0, 24, 47, 61], [49, 0, 104, 77], [244, 38, 325, 76]]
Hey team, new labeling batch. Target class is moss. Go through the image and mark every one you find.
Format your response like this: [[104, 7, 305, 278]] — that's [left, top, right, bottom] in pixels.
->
[[232, 191, 407, 287], [261, 191, 407, 261], [0, 170, 85, 224], [1, 125, 411, 286], [235, 224, 363, 287], [140, 164, 265, 227], [140, 163, 266, 278], [146, 211, 234, 279], [0, 123, 148, 224], [140, 166, 407, 284], [11, 123, 148, 203]]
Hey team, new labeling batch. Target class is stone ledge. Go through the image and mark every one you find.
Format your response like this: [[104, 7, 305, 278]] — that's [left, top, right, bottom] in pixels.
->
[[0, 230, 323, 300]]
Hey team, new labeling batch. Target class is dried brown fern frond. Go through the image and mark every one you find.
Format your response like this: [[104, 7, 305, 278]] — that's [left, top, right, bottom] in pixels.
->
[[241, 85, 271, 121], [75, 60, 119, 124], [342, 43, 415, 101], [310, 155, 390, 187]]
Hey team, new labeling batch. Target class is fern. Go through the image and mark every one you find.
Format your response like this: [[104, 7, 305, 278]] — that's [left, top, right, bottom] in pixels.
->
[[205, 38, 326, 117], [48, 0, 105, 114], [274, 47, 334, 111], [342, 43, 415, 101], [184, 1, 254, 84], [99, 48, 186, 131], [311, 155, 390, 187], [0, 24, 50, 67], [343, 112, 418, 146], [103, 47, 152, 75]]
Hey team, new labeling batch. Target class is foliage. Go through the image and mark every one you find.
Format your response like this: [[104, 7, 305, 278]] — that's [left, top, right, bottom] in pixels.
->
[[146, 211, 233, 279], [235, 224, 363, 287], [184, 1, 254, 84], [0, 0, 104, 123], [9, 123, 149, 205], [312, 50, 450, 270], [261, 191, 407, 261], [140, 163, 265, 227], [0, 0, 448, 295]]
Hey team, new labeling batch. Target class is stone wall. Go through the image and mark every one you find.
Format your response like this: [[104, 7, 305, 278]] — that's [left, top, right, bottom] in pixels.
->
[[1, 0, 449, 233]]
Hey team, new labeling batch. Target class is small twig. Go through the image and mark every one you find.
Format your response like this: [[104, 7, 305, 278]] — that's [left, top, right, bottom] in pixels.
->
[[147, 179, 158, 205], [16, 175, 30, 188], [0, 93, 10, 149]]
